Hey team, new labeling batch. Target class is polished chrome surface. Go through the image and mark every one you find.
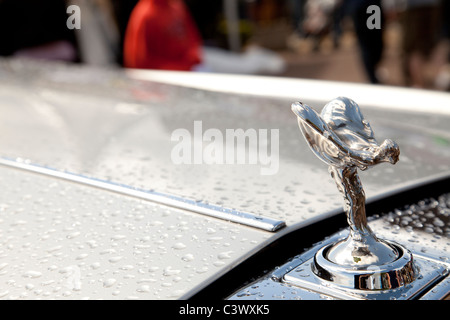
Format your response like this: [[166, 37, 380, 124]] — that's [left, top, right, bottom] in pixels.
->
[[420, 276, 450, 300], [292, 97, 417, 290], [281, 232, 448, 299], [326, 166, 399, 267], [229, 227, 449, 300], [291, 97, 400, 170], [0, 157, 285, 232], [312, 243, 417, 290]]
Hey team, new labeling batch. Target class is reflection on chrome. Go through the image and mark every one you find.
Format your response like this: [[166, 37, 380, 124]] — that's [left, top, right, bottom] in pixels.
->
[[292, 97, 418, 290]]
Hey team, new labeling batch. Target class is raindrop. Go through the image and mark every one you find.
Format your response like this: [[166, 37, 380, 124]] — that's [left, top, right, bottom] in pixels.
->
[[217, 251, 233, 260], [195, 267, 208, 274], [111, 235, 127, 241], [213, 261, 225, 267], [163, 266, 181, 276], [137, 285, 151, 293], [120, 265, 134, 271], [25, 284, 34, 290], [109, 256, 123, 263], [22, 271, 42, 279], [181, 254, 194, 262], [91, 262, 101, 270], [67, 231, 81, 239], [172, 243, 187, 250], [103, 279, 117, 288]]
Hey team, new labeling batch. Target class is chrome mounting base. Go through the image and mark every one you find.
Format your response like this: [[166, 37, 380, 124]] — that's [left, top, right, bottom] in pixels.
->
[[312, 240, 417, 290], [282, 231, 449, 300]]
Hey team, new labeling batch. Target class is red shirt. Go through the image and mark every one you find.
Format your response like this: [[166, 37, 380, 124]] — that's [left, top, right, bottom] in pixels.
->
[[124, 0, 202, 71]]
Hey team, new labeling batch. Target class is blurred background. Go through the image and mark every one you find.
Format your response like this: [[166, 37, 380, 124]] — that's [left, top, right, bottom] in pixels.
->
[[0, 0, 449, 90]]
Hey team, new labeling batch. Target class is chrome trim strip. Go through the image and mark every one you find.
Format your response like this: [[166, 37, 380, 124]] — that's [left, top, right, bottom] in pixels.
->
[[0, 157, 285, 232], [420, 275, 450, 300]]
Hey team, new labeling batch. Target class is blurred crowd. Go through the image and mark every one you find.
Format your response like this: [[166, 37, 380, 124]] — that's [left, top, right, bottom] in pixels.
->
[[0, 0, 449, 90]]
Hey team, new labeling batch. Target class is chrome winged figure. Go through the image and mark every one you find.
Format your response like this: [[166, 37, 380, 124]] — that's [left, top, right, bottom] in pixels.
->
[[292, 97, 416, 290]]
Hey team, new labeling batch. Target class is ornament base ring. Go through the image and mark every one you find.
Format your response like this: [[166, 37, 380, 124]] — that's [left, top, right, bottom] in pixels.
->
[[312, 240, 417, 291]]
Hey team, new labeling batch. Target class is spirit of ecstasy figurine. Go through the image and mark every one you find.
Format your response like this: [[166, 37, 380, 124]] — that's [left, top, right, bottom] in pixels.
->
[[292, 97, 417, 290]]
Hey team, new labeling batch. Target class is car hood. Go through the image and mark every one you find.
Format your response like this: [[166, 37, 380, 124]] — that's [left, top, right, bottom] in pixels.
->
[[0, 59, 449, 299]]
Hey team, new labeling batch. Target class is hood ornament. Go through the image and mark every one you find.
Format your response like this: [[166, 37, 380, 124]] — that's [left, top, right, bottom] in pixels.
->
[[292, 97, 418, 290]]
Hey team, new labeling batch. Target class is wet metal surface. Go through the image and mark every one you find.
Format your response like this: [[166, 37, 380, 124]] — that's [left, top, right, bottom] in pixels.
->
[[0, 166, 270, 299], [0, 59, 449, 229], [0, 59, 449, 299]]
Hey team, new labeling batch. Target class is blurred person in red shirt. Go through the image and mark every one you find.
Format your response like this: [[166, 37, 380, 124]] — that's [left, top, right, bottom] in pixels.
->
[[124, 0, 203, 71]]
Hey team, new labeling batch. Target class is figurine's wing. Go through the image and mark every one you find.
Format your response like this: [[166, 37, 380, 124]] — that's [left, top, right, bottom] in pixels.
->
[[292, 100, 398, 170], [291, 102, 349, 167], [320, 97, 378, 150]]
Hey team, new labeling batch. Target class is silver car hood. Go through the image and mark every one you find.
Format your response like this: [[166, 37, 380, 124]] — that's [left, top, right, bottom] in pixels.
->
[[0, 59, 449, 299]]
